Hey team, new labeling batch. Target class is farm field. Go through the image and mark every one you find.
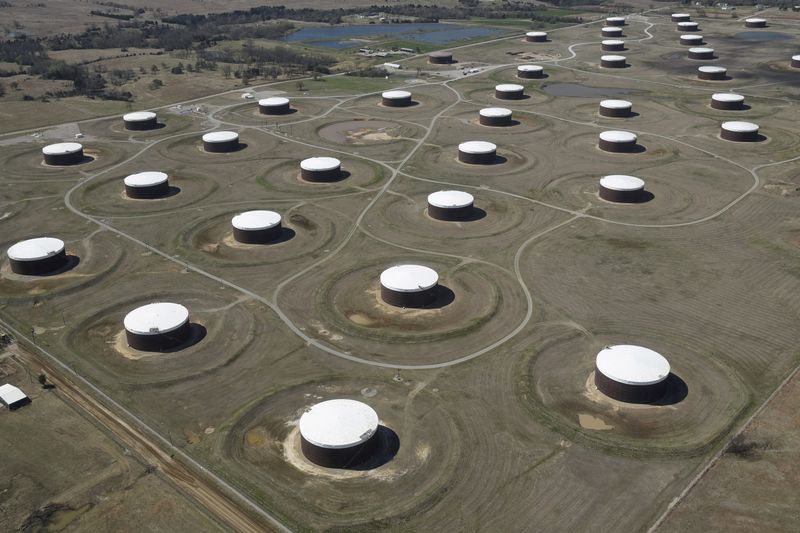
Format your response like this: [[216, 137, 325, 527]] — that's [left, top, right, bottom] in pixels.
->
[[1, 7, 799, 532]]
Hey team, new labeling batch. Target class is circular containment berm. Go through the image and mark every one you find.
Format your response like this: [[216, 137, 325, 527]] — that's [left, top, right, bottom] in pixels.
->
[[479, 107, 513, 127], [259, 97, 291, 115], [123, 302, 191, 352], [677, 21, 699, 31], [745, 17, 767, 28], [525, 31, 548, 42], [720, 121, 760, 142], [299, 399, 380, 469], [602, 39, 625, 52], [671, 13, 691, 23], [7, 237, 67, 275], [428, 51, 453, 64], [517, 64, 545, 79], [698, 66, 727, 80], [602, 26, 623, 38], [495, 83, 525, 100], [606, 16, 626, 26], [124, 171, 169, 199], [300, 156, 342, 182], [599, 175, 646, 203], [381, 90, 413, 107], [380, 264, 439, 308], [598, 130, 638, 153], [427, 190, 475, 221], [792, 55, 800, 68], [601, 55, 627, 68], [679, 34, 704, 45], [688, 47, 714, 60], [231, 210, 282, 244], [458, 141, 497, 164], [595, 345, 671, 404], [42, 142, 84, 166], [202, 131, 239, 153], [599, 99, 633, 118], [123, 111, 158, 131], [711, 93, 745, 110]]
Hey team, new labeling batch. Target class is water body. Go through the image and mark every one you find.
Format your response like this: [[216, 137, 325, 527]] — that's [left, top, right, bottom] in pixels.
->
[[542, 83, 643, 98], [733, 31, 794, 42], [282, 23, 505, 49]]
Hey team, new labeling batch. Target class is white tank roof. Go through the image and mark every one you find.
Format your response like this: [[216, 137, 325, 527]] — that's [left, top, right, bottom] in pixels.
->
[[745, 17, 766, 23], [792, 55, 800, 61], [672, 13, 690, 18], [428, 190, 474, 209], [600, 99, 632, 109], [231, 210, 281, 231], [689, 47, 714, 54], [459, 141, 497, 154], [495, 83, 524, 92], [680, 34, 703, 40], [712, 93, 744, 102], [678, 21, 699, 27], [380, 264, 438, 293], [382, 90, 411, 99], [202, 131, 238, 143], [600, 174, 645, 191], [42, 142, 82, 156], [259, 96, 289, 106], [601, 55, 626, 62], [479, 107, 512, 118], [596, 345, 670, 386], [300, 156, 341, 172], [517, 64, 543, 72], [721, 121, 759, 133], [602, 39, 625, 45], [602, 26, 622, 32], [124, 302, 189, 336], [606, 17, 625, 22], [699, 65, 727, 73], [123, 111, 156, 122], [600, 130, 637, 143], [526, 31, 547, 37], [0, 383, 27, 405], [299, 399, 379, 449], [7, 237, 65, 262], [124, 171, 168, 188]]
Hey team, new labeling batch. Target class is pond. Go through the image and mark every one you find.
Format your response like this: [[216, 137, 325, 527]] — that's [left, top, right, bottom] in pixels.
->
[[733, 31, 794, 42], [542, 83, 643, 98], [281, 23, 506, 49]]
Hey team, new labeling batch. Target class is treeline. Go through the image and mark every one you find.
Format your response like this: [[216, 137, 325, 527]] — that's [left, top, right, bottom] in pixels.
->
[[202, 42, 335, 75], [90, 10, 135, 21]]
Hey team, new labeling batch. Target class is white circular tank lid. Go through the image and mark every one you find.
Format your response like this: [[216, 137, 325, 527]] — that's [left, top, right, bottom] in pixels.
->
[[428, 190, 474, 209], [259, 96, 290, 106], [699, 65, 727, 73], [517, 64, 543, 72], [680, 34, 703, 40], [689, 47, 714, 53], [600, 130, 637, 143], [124, 302, 189, 336], [459, 140, 497, 154], [42, 142, 83, 155], [7, 237, 65, 262], [495, 83, 524, 92], [382, 90, 411, 99], [672, 13, 690, 17], [124, 171, 168, 188], [792, 55, 800, 61], [601, 55, 627, 62], [722, 121, 759, 132], [678, 21, 699, 27], [526, 31, 547, 37], [712, 92, 744, 102], [745, 17, 766, 23], [596, 345, 670, 386], [123, 111, 156, 122], [299, 399, 379, 449], [606, 17, 625, 22], [602, 26, 622, 32], [602, 39, 625, 45], [380, 264, 439, 292], [231, 210, 282, 231], [480, 107, 512, 118], [600, 174, 645, 191], [301, 156, 341, 172], [202, 131, 239, 143], [600, 99, 632, 109]]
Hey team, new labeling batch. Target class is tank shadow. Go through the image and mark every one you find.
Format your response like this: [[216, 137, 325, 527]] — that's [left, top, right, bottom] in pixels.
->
[[345, 426, 400, 470]]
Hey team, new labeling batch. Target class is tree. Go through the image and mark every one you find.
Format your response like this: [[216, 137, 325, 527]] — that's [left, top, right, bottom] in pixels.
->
[[150, 64, 159, 74], [171, 62, 184, 74], [296, 80, 305, 91], [10, 81, 19, 91], [222, 64, 232, 78], [38, 373, 47, 387], [0, 82, 5, 97], [149, 79, 163, 90]]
